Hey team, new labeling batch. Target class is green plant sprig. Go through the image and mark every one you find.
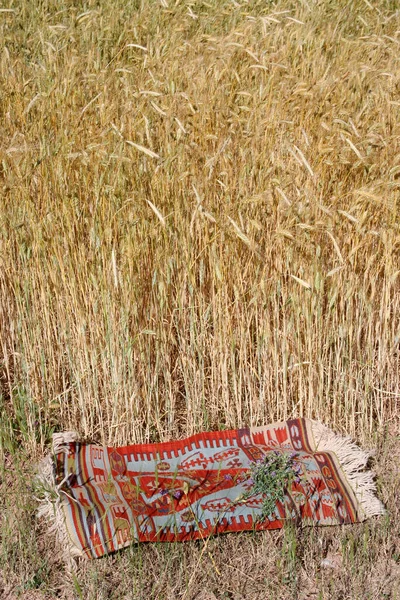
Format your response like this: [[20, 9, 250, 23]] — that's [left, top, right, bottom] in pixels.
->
[[242, 451, 301, 522]]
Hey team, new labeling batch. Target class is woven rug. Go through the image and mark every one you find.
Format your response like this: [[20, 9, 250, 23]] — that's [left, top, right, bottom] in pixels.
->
[[38, 418, 384, 559]]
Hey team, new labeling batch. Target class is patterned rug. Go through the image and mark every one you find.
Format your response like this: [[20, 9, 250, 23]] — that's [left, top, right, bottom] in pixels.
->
[[38, 418, 384, 559]]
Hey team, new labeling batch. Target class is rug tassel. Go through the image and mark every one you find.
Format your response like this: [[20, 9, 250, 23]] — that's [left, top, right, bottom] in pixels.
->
[[310, 420, 385, 520]]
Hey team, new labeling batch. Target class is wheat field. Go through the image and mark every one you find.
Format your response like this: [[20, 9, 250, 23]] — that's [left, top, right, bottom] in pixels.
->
[[0, 0, 399, 598]]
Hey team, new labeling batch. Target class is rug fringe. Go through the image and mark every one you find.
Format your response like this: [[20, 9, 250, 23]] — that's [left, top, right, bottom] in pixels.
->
[[310, 420, 385, 520], [36, 431, 84, 566]]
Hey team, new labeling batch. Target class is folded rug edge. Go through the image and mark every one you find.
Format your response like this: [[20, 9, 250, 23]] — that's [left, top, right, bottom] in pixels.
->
[[310, 420, 385, 521], [36, 431, 84, 563]]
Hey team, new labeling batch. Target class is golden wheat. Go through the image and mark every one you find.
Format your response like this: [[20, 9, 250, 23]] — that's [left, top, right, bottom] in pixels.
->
[[0, 0, 399, 455]]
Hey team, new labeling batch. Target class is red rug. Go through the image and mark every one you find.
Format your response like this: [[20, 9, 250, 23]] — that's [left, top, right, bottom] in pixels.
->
[[39, 418, 384, 559]]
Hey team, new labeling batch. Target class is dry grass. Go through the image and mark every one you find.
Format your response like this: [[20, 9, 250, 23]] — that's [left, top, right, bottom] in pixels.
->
[[0, 0, 399, 597], [1, 426, 399, 599]]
